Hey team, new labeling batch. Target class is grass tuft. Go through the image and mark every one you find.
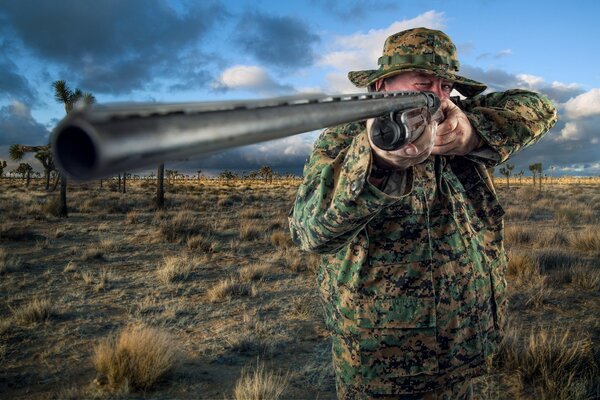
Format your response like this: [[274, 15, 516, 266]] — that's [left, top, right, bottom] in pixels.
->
[[12, 298, 54, 325], [233, 362, 288, 400], [93, 324, 179, 392]]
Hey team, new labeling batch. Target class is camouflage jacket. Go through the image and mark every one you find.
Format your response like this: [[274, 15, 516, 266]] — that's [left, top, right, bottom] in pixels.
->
[[289, 89, 557, 395]]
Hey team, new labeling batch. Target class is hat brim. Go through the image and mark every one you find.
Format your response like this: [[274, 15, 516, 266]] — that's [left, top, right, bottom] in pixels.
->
[[348, 66, 487, 98]]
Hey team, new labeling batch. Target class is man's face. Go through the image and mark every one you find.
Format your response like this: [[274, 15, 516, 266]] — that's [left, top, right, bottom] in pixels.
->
[[377, 71, 454, 100]]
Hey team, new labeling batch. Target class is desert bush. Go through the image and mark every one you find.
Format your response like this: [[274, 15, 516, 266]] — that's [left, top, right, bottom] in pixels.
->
[[569, 226, 600, 253], [239, 262, 272, 282], [187, 234, 218, 253], [569, 264, 600, 291], [206, 276, 255, 302], [156, 255, 195, 284], [93, 324, 179, 392], [11, 298, 53, 325], [233, 362, 288, 400], [495, 325, 597, 399], [506, 251, 538, 281], [270, 231, 293, 248], [239, 220, 262, 241], [157, 210, 207, 243]]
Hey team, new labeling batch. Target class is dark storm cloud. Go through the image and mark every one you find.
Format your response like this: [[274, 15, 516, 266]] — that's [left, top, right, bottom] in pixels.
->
[[234, 11, 319, 69], [460, 65, 584, 103], [0, 41, 36, 103], [0, 103, 49, 146], [311, 0, 398, 20], [0, 0, 227, 94], [497, 116, 600, 176]]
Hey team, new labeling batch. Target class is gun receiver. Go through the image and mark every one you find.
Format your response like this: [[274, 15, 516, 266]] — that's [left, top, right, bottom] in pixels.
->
[[51, 91, 440, 180]]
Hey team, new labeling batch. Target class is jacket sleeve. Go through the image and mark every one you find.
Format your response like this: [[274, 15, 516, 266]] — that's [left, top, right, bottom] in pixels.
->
[[461, 89, 558, 166], [288, 122, 407, 254]]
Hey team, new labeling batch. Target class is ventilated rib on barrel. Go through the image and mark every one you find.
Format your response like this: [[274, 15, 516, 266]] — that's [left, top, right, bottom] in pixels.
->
[[52, 91, 439, 180]]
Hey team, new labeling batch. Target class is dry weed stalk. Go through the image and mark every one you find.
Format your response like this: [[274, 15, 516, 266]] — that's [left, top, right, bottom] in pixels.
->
[[93, 323, 179, 392]]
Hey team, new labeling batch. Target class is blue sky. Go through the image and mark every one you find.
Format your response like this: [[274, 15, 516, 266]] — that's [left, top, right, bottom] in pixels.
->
[[1, 0, 599, 176]]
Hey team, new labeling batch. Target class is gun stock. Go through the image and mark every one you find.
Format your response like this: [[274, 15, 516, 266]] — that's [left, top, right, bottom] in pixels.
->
[[51, 91, 440, 180]]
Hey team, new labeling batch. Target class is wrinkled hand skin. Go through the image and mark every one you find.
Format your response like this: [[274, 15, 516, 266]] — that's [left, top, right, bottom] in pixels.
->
[[367, 117, 438, 170], [432, 99, 480, 156]]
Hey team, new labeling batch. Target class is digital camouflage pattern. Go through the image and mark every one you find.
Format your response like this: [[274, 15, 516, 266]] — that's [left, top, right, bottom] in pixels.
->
[[348, 27, 487, 98], [289, 89, 557, 398]]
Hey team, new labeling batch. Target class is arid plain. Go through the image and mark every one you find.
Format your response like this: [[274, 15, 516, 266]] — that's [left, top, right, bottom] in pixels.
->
[[1, 176, 599, 399]]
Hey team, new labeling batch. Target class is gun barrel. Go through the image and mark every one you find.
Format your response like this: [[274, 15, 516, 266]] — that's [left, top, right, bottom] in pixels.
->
[[52, 91, 438, 180]]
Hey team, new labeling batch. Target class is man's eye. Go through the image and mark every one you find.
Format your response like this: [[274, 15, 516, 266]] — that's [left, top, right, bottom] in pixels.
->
[[442, 84, 454, 93]]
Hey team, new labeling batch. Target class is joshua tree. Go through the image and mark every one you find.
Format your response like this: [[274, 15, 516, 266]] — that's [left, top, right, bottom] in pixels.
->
[[499, 163, 515, 189], [15, 163, 33, 187], [156, 164, 165, 209], [0, 160, 7, 179], [517, 170, 524, 185], [9, 145, 55, 190], [219, 169, 236, 182], [52, 80, 96, 217], [197, 170, 202, 181], [259, 165, 273, 183], [528, 163, 543, 192]]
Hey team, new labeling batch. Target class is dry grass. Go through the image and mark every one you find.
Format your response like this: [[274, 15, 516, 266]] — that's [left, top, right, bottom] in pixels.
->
[[0, 247, 22, 274], [11, 298, 53, 325], [239, 262, 273, 282], [239, 220, 262, 241], [206, 276, 256, 302], [506, 251, 538, 282], [570, 226, 600, 252], [270, 230, 293, 248], [156, 210, 208, 243], [93, 323, 180, 392], [187, 234, 218, 253], [156, 255, 195, 284], [495, 325, 598, 399], [233, 362, 288, 400]]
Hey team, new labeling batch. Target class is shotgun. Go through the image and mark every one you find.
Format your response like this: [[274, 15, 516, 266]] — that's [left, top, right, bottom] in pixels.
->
[[51, 91, 441, 180]]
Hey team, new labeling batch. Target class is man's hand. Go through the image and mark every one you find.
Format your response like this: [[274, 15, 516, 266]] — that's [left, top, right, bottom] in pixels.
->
[[367, 117, 438, 170], [431, 99, 480, 156]]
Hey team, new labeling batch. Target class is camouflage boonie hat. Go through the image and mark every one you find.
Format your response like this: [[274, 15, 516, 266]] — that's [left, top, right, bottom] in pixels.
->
[[348, 27, 487, 97]]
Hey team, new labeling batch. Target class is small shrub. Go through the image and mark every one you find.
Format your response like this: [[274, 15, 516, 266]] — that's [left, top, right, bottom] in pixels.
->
[[207, 276, 254, 302], [157, 210, 207, 243], [495, 325, 597, 399], [570, 226, 600, 253], [270, 231, 293, 248], [504, 225, 535, 246], [12, 298, 53, 325], [93, 324, 179, 392], [157, 255, 194, 284], [570, 264, 600, 291], [239, 263, 272, 282], [42, 196, 62, 216], [233, 362, 288, 400], [187, 234, 218, 253], [239, 221, 262, 241]]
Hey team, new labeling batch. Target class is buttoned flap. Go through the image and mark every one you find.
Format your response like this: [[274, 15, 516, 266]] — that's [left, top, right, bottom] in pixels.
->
[[355, 296, 436, 329]]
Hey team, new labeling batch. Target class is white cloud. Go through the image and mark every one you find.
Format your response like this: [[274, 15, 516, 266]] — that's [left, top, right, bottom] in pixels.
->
[[563, 88, 600, 119], [556, 121, 581, 141], [10, 100, 29, 118], [517, 73, 544, 88], [318, 10, 446, 93], [212, 65, 294, 95]]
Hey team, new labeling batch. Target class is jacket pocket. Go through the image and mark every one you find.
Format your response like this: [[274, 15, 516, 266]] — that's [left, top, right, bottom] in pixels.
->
[[354, 296, 440, 389]]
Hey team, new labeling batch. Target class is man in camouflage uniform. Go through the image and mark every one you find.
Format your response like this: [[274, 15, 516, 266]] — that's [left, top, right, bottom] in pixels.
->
[[288, 28, 557, 399]]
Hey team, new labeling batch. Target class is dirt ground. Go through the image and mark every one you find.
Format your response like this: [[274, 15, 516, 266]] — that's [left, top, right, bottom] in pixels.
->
[[1, 177, 598, 399]]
